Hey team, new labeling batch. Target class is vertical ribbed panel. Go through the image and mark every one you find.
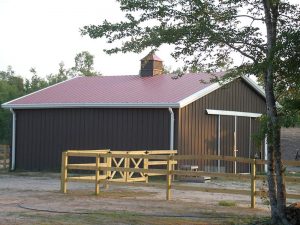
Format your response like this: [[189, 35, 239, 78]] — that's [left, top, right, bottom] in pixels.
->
[[15, 108, 172, 170], [177, 78, 266, 173]]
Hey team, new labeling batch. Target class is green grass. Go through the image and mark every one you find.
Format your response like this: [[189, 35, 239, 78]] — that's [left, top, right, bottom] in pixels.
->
[[218, 200, 237, 207]]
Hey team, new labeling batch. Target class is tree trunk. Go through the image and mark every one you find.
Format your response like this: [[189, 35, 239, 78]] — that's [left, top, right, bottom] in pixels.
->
[[264, 58, 289, 225], [263, 1, 289, 224], [274, 125, 288, 223], [263, 70, 278, 222], [264, 69, 289, 224]]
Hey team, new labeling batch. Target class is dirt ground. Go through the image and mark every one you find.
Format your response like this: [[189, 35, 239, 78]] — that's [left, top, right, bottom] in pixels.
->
[[0, 171, 299, 225]]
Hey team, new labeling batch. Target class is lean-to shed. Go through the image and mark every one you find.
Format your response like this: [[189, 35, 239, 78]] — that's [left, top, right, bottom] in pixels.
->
[[2, 53, 266, 172]]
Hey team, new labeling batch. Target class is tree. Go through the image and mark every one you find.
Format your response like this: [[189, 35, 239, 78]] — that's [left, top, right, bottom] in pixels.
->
[[0, 67, 24, 144], [46, 61, 69, 85], [81, 1, 300, 224], [24, 68, 48, 94], [69, 51, 100, 77]]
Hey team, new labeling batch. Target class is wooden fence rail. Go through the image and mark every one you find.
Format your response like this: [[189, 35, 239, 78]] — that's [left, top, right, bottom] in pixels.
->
[[61, 149, 177, 194], [61, 150, 300, 209], [0, 145, 10, 170]]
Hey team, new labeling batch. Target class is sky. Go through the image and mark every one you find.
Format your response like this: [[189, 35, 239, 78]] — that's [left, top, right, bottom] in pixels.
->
[[0, 0, 180, 78], [0, 0, 298, 79]]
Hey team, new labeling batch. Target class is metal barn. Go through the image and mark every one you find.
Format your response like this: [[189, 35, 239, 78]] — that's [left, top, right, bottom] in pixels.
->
[[2, 54, 266, 172]]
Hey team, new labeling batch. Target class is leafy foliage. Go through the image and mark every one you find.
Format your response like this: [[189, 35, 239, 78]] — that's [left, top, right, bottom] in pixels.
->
[[69, 51, 100, 77], [46, 62, 69, 86], [0, 68, 24, 144]]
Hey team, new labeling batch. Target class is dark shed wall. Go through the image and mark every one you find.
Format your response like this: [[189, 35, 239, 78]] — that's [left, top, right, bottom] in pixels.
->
[[15, 108, 173, 170], [177, 78, 266, 172]]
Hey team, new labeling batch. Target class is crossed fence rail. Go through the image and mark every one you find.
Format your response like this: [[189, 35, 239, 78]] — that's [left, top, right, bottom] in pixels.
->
[[61, 150, 300, 209]]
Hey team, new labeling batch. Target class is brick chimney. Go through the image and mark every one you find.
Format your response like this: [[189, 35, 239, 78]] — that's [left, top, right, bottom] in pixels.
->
[[140, 52, 163, 77]]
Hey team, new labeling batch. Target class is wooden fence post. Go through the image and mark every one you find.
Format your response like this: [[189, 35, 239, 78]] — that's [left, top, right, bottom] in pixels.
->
[[95, 153, 100, 195], [166, 155, 172, 200], [105, 153, 111, 189], [144, 152, 149, 183], [125, 153, 129, 182], [251, 158, 256, 208], [61, 151, 68, 193], [171, 153, 175, 181]]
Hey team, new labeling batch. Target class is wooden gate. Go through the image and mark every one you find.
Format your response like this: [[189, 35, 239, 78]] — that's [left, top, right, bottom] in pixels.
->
[[61, 149, 177, 194]]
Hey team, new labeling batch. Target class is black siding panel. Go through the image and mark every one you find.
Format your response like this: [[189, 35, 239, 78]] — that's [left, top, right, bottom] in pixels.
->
[[15, 108, 171, 171]]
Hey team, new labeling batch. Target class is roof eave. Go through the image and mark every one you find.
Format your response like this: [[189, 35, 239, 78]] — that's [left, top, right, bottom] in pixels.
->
[[1, 102, 180, 109]]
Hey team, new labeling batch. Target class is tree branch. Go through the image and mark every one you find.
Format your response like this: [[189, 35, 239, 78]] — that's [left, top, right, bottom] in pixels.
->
[[233, 15, 264, 21], [233, 41, 266, 52], [222, 42, 257, 62]]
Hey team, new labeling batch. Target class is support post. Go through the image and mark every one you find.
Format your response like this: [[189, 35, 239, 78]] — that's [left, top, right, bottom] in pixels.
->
[[171, 153, 176, 181], [125, 153, 129, 182], [95, 154, 100, 195], [144, 153, 149, 183], [166, 155, 172, 200], [105, 153, 111, 189], [234, 116, 237, 174], [218, 115, 221, 173], [251, 158, 256, 208], [61, 151, 68, 194], [249, 117, 252, 173]]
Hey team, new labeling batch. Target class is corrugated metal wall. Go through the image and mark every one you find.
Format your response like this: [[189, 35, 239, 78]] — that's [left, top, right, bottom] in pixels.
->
[[14, 78, 266, 172], [177, 78, 266, 173], [15, 108, 173, 170]]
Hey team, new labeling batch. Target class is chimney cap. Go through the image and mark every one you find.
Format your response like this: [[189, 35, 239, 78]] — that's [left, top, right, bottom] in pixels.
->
[[141, 52, 163, 62]]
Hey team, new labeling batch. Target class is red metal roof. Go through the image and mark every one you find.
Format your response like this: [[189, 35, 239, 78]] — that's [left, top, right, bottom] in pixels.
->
[[3, 73, 227, 108]]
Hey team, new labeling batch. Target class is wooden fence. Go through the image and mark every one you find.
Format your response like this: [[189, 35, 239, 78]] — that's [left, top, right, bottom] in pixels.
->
[[0, 145, 10, 170], [61, 150, 300, 208], [61, 150, 177, 195]]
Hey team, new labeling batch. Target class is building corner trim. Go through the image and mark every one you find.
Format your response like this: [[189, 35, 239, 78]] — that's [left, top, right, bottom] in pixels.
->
[[10, 109, 16, 170]]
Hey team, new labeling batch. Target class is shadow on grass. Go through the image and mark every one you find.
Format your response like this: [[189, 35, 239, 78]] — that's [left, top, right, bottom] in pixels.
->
[[4, 208, 271, 225]]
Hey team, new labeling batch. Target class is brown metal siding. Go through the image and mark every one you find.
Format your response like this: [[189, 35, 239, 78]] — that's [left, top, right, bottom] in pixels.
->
[[177, 78, 266, 172], [15, 108, 171, 171]]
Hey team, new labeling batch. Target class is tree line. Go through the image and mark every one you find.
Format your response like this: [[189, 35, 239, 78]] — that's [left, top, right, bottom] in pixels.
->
[[0, 51, 100, 144]]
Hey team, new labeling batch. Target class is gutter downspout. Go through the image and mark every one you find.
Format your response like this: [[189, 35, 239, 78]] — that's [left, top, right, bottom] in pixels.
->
[[10, 108, 16, 170], [168, 108, 174, 150]]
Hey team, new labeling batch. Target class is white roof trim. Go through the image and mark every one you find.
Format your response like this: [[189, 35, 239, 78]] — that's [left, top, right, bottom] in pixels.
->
[[178, 82, 221, 108], [2, 102, 180, 109], [241, 76, 265, 98], [206, 109, 262, 118]]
